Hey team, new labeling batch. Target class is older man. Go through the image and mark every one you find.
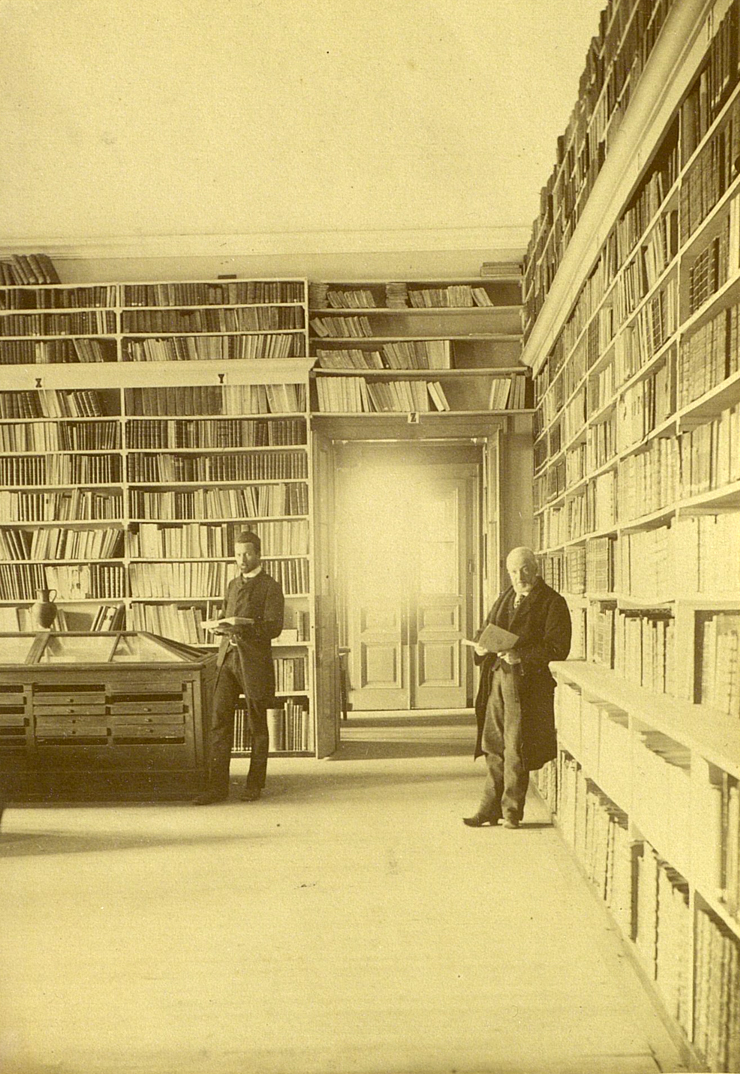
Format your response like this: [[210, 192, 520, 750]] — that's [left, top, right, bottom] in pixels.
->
[[464, 546, 571, 829]]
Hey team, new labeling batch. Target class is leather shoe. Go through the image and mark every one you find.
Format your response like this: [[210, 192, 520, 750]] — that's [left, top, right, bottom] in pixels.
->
[[463, 812, 500, 827], [502, 814, 520, 829], [240, 786, 262, 802], [192, 790, 228, 805]]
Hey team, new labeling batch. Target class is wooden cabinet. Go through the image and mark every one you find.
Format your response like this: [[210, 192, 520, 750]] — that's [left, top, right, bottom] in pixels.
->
[[0, 631, 216, 800]]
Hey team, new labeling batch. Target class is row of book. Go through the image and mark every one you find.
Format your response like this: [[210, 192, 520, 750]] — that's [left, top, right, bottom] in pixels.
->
[[0, 339, 114, 365], [0, 389, 108, 419], [0, 420, 121, 453], [687, 213, 733, 316], [706, 774, 740, 921], [0, 489, 123, 522], [0, 311, 116, 337], [0, 454, 121, 488], [680, 89, 740, 244], [694, 906, 740, 1072], [0, 526, 123, 563], [612, 211, 678, 325], [679, 403, 740, 499], [314, 376, 450, 414], [315, 339, 451, 370], [123, 333, 305, 362], [121, 306, 303, 334], [127, 559, 309, 599], [322, 287, 377, 309], [633, 730, 692, 872], [698, 612, 740, 718], [124, 384, 306, 416], [615, 356, 673, 451], [523, 0, 678, 328], [0, 253, 60, 286], [232, 699, 313, 753], [124, 416, 306, 449], [0, 284, 115, 311], [129, 520, 309, 559], [0, 562, 125, 601], [679, 300, 740, 408], [407, 285, 495, 308], [273, 656, 308, 693], [617, 436, 678, 522], [121, 281, 304, 307], [540, 400, 737, 537], [310, 315, 372, 339], [586, 412, 617, 471], [128, 482, 308, 522], [310, 281, 507, 310], [125, 450, 307, 484], [556, 753, 633, 937], [127, 603, 310, 647], [4, 603, 118, 636], [680, 0, 740, 165], [609, 608, 676, 695]]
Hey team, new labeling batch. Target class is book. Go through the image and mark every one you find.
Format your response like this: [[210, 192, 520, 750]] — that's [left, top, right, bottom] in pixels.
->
[[464, 622, 519, 652]]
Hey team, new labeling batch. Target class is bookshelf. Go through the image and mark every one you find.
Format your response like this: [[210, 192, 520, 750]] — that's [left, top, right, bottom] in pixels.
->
[[307, 277, 532, 421], [0, 276, 329, 759], [527, 3, 740, 1070]]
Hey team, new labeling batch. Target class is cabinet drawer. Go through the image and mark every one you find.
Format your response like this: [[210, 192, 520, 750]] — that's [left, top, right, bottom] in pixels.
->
[[0, 692, 26, 707], [108, 701, 187, 715], [34, 703, 107, 717], [110, 712, 185, 726], [34, 690, 106, 707], [112, 724, 186, 740], [35, 716, 108, 739]]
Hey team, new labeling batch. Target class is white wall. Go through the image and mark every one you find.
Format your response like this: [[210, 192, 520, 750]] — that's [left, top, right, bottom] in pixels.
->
[[0, 0, 604, 260]]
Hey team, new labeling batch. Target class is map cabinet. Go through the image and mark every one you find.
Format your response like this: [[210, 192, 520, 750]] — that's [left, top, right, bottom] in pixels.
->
[[0, 631, 216, 798]]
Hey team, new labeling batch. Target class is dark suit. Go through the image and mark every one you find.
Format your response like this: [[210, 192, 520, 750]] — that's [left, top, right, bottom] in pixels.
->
[[474, 576, 571, 821], [207, 569, 284, 796]]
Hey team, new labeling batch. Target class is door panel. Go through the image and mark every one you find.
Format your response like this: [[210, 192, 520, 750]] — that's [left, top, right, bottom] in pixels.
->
[[340, 454, 477, 711]]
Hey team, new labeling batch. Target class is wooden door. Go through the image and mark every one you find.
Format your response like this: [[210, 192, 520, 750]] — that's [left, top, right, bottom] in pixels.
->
[[339, 458, 476, 711], [411, 475, 473, 708]]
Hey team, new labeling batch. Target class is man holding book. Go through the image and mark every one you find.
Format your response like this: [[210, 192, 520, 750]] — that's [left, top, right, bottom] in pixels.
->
[[194, 530, 284, 805], [464, 546, 571, 829]]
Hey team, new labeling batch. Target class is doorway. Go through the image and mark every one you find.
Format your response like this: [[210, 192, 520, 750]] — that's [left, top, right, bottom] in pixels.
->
[[335, 443, 480, 711]]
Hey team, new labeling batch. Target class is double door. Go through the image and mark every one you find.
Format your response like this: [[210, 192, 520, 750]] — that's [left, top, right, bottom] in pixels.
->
[[338, 456, 477, 710]]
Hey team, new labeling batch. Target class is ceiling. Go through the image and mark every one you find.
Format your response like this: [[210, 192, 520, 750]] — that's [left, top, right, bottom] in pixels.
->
[[0, 0, 606, 257]]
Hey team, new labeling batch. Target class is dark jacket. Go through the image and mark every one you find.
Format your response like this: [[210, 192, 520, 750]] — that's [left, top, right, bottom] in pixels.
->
[[474, 576, 571, 769], [216, 570, 284, 700]]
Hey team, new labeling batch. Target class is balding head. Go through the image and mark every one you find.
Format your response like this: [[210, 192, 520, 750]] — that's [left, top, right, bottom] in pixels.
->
[[506, 546, 539, 596]]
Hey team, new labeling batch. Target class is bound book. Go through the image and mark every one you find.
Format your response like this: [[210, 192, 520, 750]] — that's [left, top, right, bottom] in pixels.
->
[[463, 622, 519, 652]]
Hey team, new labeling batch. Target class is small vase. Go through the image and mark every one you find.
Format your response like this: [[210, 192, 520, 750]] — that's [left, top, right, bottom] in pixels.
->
[[31, 588, 57, 630]]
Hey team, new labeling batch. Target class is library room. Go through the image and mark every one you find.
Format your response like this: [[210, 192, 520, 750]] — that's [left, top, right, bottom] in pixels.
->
[[0, 1, 738, 1072]]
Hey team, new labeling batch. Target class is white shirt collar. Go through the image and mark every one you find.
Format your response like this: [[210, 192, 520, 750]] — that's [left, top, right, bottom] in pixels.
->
[[240, 565, 263, 580]]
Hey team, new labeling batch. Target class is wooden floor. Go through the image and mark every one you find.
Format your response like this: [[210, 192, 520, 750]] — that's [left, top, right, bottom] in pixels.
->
[[0, 711, 691, 1074]]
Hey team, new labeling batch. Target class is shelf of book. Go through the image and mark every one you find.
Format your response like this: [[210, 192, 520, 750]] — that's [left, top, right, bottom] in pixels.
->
[[0, 276, 334, 759], [308, 276, 530, 418], [525, 5, 740, 1068]]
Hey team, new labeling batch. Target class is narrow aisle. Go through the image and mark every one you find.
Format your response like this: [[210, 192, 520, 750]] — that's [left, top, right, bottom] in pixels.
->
[[0, 713, 687, 1074]]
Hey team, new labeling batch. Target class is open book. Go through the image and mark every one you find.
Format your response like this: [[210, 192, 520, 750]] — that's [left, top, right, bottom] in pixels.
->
[[202, 616, 254, 633], [462, 622, 519, 652]]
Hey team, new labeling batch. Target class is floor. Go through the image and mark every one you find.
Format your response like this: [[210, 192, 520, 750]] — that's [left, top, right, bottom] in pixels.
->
[[0, 712, 690, 1074]]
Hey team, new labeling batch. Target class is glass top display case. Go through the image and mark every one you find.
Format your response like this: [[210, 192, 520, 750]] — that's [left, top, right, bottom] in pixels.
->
[[0, 631, 211, 666]]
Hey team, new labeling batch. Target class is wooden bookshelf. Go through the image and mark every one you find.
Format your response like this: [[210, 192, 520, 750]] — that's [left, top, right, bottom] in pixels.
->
[[0, 277, 333, 759], [526, 4, 740, 1070], [307, 277, 532, 418]]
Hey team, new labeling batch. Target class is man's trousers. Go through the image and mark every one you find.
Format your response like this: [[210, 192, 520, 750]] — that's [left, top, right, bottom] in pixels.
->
[[478, 664, 529, 822], [207, 653, 269, 796]]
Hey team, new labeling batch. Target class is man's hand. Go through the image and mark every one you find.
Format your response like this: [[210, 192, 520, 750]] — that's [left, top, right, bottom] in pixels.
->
[[473, 643, 489, 657], [498, 650, 521, 665]]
